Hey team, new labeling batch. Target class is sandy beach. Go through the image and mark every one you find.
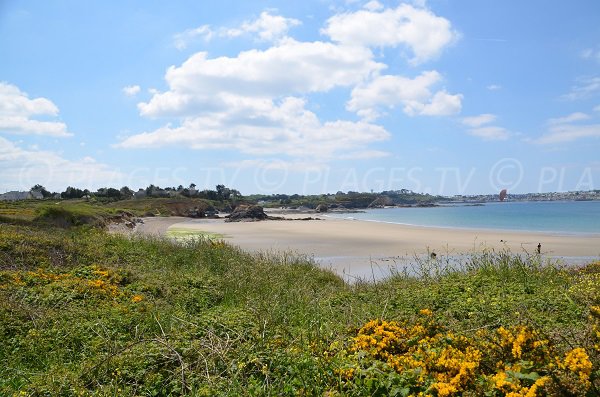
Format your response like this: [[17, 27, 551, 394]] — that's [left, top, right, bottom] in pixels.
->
[[134, 215, 600, 280]]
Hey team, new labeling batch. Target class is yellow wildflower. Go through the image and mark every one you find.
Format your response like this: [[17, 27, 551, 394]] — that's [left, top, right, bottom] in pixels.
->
[[131, 295, 143, 303], [419, 308, 433, 316]]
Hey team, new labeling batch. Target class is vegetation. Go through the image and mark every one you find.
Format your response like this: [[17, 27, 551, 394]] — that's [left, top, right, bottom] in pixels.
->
[[247, 190, 448, 209], [0, 201, 599, 395]]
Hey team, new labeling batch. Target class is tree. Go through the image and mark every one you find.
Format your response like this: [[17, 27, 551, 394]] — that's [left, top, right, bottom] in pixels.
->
[[120, 186, 134, 199], [61, 186, 85, 199], [31, 184, 52, 198], [216, 184, 231, 200]]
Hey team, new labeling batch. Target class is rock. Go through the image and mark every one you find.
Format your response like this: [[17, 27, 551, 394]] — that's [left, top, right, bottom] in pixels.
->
[[183, 207, 205, 218], [368, 196, 393, 208], [315, 204, 328, 213], [225, 205, 268, 222]]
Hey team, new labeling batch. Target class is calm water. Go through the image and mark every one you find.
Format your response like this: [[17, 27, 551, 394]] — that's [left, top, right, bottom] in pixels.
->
[[327, 201, 600, 235]]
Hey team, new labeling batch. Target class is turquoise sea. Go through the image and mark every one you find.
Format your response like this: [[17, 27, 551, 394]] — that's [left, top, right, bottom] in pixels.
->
[[327, 201, 600, 235]]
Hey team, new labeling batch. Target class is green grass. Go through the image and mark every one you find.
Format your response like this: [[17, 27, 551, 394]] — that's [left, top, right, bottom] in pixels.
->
[[0, 220, 598, 395], [166, 228, 228, 243], [0, 197, 227, 228]]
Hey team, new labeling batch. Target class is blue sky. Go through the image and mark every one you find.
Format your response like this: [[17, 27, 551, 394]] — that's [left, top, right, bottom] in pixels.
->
[[1, 0, 599, 195]]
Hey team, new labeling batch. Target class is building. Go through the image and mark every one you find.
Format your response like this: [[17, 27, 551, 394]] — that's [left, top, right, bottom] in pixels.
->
[[0, 191, 34, 201]]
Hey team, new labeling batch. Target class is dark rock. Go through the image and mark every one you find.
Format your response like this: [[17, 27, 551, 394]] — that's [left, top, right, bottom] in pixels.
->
[[184, 207, 205, 218], [225, 205, 268, 222], [315, 204, 328, 213]]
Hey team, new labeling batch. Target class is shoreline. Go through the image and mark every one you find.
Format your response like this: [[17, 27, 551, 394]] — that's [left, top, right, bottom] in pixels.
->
[[133, 215, 600, 281], [322, 214, 600, 238]]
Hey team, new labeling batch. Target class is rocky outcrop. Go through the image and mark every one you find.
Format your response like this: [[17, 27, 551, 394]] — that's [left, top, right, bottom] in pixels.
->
[[368, 196, 394, 208], [225, 205, 269, 222], [183, 207, 205, 218], [315, 204, 328, 213]]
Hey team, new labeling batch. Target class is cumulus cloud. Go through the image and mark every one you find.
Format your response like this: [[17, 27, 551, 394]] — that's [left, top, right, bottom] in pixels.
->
[[322, 3, 458, 64], [138, 39, 384, 118], [121, 96, 390, 161], [363, 1, 384, 11], [347, 71, 462, 119], [224, 11, 301, 42], [0, 82, 71, 137], [122, 85, 141, 97], [173, 11, 300, 50], [0, 136, 123, 191], [125, 4, 460, 162]]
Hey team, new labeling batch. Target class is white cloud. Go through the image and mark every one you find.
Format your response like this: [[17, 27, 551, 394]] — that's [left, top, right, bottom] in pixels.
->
[[0, 82, 71, 137], [121, 96, 390, 161], [562, 76, 600, 101], [535, 124, 600, 144], [487, 84, 502, 91], [0, 136, 122, 191], [139, 39, 384, 118], [363, 1, 384, 11], [467, 126, 510, 141], [532, 111, 600, 144], [547, 112, 590, 125], [419, 90, 462, 116], [173, 25, 213, 50], [322, 3, 458, 64], [462, 113, 510, 140], [127, 6, 460, 162], [173, 12, 300, 49], [338, 149, 390, 159], [581, 48, 600, 63], [461, 113, 496, 127], [347, 71, 462, 119], [225, 11, 301, 42], [122, 85, 141, 97], [594, 105, 600, 113]]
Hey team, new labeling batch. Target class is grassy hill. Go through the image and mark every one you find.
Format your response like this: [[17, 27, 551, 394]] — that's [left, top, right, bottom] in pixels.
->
[[0, 202, 598, 395]]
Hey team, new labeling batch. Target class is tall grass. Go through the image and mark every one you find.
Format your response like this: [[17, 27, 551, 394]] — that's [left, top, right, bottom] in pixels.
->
[[0, 223, 598, 395]]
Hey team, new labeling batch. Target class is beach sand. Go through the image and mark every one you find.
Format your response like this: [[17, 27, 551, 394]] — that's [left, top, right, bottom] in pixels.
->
[[140, 215, 600, 281]]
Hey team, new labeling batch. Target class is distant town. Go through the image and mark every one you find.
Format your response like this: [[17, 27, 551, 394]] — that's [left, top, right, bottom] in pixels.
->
[[448, 190, 600, 203]]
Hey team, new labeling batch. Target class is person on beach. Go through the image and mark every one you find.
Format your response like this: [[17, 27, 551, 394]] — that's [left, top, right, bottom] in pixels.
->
[[537, 243, 541, 254]]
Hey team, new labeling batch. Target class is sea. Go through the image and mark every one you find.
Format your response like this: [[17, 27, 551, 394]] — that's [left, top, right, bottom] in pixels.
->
[[326, 200, 600, 235]]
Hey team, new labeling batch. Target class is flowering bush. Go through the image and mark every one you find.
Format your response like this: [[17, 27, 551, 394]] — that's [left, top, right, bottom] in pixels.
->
[[335, 310, 598, 396]]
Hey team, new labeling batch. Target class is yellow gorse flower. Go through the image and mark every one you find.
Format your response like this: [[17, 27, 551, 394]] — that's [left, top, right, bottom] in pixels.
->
[[343, 309, 597, 396]]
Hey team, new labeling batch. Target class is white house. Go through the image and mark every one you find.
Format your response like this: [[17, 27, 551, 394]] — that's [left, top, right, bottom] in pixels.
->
[[0, 191, 33, 201]]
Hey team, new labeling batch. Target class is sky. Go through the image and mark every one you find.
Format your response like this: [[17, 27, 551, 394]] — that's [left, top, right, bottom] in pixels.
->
[[1, 0, 600, 196]]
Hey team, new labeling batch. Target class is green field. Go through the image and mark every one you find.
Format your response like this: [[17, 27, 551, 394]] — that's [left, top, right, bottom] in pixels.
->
[[0, 201, 599, 395]]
